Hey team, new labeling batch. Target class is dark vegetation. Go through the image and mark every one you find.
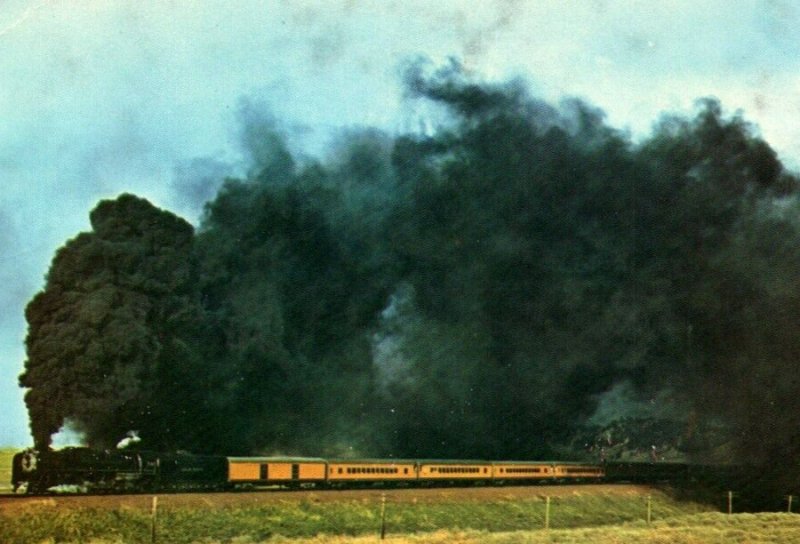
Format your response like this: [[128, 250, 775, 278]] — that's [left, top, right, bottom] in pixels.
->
[[19, 60, 800, 496]]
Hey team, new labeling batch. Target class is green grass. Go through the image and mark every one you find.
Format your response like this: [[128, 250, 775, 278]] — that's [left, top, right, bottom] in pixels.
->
[[0, 489, 715, 544], [0, 448, 15, 492]]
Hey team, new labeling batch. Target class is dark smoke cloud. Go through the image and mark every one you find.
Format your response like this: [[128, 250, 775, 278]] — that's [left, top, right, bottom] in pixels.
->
[[20, 195, 215, 451], [20, 61, 800, 493]]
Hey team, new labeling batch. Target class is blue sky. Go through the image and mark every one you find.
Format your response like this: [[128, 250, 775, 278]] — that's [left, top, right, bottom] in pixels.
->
[[2, 0, 800, 447]]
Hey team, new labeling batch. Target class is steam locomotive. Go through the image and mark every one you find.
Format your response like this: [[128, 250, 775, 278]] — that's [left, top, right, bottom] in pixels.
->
[[11, 447, 700, 494], [11, 448, 228, 493]]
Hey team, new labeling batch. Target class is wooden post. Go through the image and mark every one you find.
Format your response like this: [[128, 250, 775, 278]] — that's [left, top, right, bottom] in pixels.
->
[[788, 495, 794, 513], [151, 496, 158, 544], [544, 496, 551, 530], [646, 495, 652, 525], [380, 493, 387, 540], [727, 491, 733, 515]]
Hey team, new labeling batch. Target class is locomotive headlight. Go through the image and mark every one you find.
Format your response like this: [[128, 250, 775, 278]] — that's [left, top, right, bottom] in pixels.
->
[[20, 450, 38, 473]]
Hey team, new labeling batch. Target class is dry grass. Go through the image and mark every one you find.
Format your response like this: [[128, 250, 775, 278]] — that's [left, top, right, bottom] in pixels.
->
[[262, 513, 800, 544]]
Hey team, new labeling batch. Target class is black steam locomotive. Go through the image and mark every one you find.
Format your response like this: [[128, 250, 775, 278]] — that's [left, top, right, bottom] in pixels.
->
[[11, 447, 229, 493]]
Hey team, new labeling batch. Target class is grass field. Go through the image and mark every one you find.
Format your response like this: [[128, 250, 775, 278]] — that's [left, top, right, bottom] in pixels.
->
[[3, 499, 800, 544], [271, 514, 800, 544], [0, 488, 718, 544], [0, 448, 14, 492]]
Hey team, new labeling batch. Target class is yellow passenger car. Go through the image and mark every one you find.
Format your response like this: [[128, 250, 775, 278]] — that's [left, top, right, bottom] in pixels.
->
[[418, 460, 492, 481], [227, 457, 327, 486], [492, 462, 559, 480], [327, 460, 418, 484]]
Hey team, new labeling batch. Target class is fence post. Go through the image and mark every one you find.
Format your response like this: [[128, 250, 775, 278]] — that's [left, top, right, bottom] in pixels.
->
[[788, 495, 794, 514], [379, 493, 387, 540], [727, 491, 733, 515], [151, 496, 158, 544], [544, 496, 551, 530]]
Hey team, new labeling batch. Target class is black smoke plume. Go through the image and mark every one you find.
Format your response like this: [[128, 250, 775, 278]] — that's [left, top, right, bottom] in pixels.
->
[[20, 194, 215, 450], [20, 61, 800, 494]]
